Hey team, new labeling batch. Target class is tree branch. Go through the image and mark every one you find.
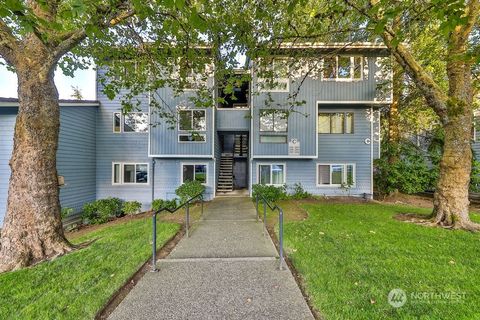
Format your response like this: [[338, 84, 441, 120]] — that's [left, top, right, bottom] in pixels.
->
[[0, 18, 19, 65]]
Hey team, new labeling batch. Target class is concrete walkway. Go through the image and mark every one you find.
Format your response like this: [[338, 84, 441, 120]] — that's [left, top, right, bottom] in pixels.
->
[[109, 197, 314, 320]]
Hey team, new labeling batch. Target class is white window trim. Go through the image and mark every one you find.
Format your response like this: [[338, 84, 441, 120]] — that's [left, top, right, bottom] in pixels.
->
[[178, 133, 207, 143], [321, 56, 364, 82], [180, 162, 209, 185], [256, 162, 287, 186], [316, 163, 356, 187], [112, 112, 149, 133], [112, 162, 150, 185], [177, 108, 207, 132]]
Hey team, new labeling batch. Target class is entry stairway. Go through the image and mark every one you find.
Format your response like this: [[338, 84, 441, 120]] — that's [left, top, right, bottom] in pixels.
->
[[217, 154, 234, 193]]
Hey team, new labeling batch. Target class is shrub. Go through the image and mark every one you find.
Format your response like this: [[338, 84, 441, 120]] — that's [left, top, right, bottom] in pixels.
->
[[61, 207, 74, 219], [287, 183, 312, 199], [175, 180, 205, 203], [252, 184, 287, 202], [122, 201, 142, 215], [152, 198, 178, 211], [82, 197, 123, 225]]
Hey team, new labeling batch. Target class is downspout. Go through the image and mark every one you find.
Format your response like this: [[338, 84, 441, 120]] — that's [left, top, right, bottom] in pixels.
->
[[370, 106, 374, 199]]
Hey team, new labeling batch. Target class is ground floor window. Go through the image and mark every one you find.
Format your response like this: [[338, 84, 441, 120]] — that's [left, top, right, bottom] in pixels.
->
[[317, 163, 355, 187], [112, 162, 149, 185], [182, 163, 207, 184], [258, 163, 286, 185]]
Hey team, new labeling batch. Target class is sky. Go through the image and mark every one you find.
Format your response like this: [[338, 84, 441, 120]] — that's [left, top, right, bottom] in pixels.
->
[[0, 64, 96, 100]]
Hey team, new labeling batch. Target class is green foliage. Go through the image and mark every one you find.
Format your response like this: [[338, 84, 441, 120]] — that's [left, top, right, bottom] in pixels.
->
[[287, 183, 312, 200], [252, 184, 287, 202], [152, 198, 178, 212], [175, 180, 205, 203], [470, 159, 480, 193], [374, 141, 434, 195], [60, 207, 74, 219], [122, 201, 142, 215], [82, 197, 123, 225]]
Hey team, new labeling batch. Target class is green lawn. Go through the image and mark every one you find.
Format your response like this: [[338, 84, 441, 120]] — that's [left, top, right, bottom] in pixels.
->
[[283, 202, 480, 320], [0, 218, 179, 320]]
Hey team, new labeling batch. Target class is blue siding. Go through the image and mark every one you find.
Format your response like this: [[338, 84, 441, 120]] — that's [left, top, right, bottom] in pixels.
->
[[251, 106, 374, 197], [0, 106, 97, 226], [153, 159, 215, 200], [57, 107, 97, 213], [216, 109, 250, 131], [96, 70, 152, 210]]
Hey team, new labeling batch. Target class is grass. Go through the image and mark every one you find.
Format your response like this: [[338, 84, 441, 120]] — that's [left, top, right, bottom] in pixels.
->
[[280, 201, 480, 320], [0, 217, 179, 320]]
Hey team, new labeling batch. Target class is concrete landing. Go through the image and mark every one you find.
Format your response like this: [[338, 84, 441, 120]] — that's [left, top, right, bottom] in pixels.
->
[[108, 197, 313, 320]]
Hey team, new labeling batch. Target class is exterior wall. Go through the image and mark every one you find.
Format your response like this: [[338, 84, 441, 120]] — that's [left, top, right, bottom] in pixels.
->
[[251, 106, 374, 197], [216, 108, 250, 131], [251, 55, 384, 158], [0, 106, 97, 226], [96, 69, 152, 210], [57, 107, 97, 212], [153, 159, 215, 200], [149, 87, 215, 157]]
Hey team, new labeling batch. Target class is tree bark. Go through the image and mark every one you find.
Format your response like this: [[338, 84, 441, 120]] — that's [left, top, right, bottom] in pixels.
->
[[432, 32, 478, 230], [0, 61, 73, 273]]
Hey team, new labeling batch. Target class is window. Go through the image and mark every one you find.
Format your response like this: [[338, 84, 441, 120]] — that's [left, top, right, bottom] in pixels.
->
[[260, 135, 287, 143], [257, 59, 289, 92], [182, 164, 207, 184], [113, 112, 149, 133], [317, 164, 355, 187], [318, 112, 354, 134], [178, 109, 206, 131], [178, 133, 206, 142], [258, 164, 286, 185], [112, 163, 148, 185], [321, 56, 363, 81], [260, 110, 288, 132]]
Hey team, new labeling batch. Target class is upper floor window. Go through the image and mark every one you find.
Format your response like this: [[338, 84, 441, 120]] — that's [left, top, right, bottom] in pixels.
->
[[178, 109, 206, 131], [318, 112, 354, 134], [113, 112, 149, 133], [317, 163, 355, 187], [260, 110, 288, 132], [257, 59, 289, 92], [322, 56, 363, 81], [112, 162, 148, 185]]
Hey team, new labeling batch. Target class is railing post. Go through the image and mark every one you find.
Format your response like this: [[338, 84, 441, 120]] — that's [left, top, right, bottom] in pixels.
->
[[201, 197, 204, 216], [263, 199, 267, 236], [186, 203, 190, 238], [279, 209, 284, 271], [256, 195, 259, 221], [152, 213, 157, 272]]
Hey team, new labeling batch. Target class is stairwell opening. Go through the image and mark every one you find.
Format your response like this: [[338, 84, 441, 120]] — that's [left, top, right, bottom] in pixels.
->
[[217, 133, 249, 195]]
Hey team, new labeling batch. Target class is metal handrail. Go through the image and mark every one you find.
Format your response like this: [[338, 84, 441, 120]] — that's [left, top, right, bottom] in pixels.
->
[[151, 192, 204, 271], [255, 193, 285, 271]]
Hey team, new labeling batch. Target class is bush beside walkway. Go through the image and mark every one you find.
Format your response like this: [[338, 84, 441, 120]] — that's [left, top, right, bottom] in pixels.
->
[[0, 218, 179, 320]]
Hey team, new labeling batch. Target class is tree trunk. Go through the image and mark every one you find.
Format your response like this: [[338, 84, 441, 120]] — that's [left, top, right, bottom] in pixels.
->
[[432, 42, 478, 230], [387, 63, 402, 165], [0, 63, 73, 273]]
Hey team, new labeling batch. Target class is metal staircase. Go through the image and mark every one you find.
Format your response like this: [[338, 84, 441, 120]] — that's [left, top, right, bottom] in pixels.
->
[[217, 154, 234, 193]]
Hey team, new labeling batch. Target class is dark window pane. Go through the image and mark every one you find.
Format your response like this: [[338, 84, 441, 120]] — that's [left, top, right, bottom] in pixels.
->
[[331, 165, 343, 184], [338, 56, 351, 78], [195, 165, 207, 183], [136, 164, 148, 183], [192, 110, 206, 131], [114, 113, 121, 132], [259, 165, 271, 184], [323, 57, 336, 79], [318, 165, 330, 185], [183, 165, 194, 182], [179, 110, 192, 130]]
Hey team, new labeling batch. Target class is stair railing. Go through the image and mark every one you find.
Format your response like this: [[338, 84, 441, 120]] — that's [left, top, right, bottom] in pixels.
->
[[151, 191, 204, 272], [255, 192, 285, 271]]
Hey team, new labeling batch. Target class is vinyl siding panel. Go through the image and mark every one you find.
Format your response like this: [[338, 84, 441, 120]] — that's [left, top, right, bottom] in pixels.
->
[[216, 109, 250, 131], [153, 159, 215, 200], [149, 86, 214, 157], [96, 68, 152, 209], [0, 109, 16, 226]]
